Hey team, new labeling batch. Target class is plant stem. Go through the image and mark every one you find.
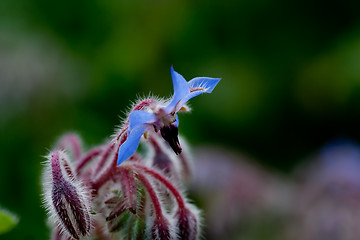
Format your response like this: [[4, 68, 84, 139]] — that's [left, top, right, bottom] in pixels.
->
[[128, 163, 185, 209], [76, 146, 104, 175], [136, 171, 164, 218]]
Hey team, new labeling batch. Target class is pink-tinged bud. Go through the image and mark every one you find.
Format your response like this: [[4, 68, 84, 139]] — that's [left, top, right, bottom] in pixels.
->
[[51, 228, 73, 240], [42, 151, 91, 240], [151, 217, 175, 240], [105, 197, 127, 221], [91, 218, 114, 240], [174, 204, 201, 240], [51, 228, 65, 240], [135, 171, 177, 240], [176, 137, 194, 182], [148, 135, 178, 179]]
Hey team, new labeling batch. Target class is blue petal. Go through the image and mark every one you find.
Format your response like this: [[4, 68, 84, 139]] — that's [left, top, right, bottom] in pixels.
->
[[174, 114, 179, 127], [129, 110, 156, 132], [117, 124, 147, 165], [165, 66, 190, 113], [175, 77, 221, 111], [188, 77, 221, 94]]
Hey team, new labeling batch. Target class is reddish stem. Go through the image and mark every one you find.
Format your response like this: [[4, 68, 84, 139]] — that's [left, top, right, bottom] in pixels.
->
[[91, 171, 111, 193], [116, 126, 128, 142], [132, 99, 157, 112], [57, 134, 82, 161], [114, 166, 137, 213], [127, 163, 186, 209], [128, 153, 143, 162], [93, 142, 116, 175], [91, 143, 121, 192], [178, 153, 191, 181], [76, 146, 104, 175], [136, 171, 164, 218]]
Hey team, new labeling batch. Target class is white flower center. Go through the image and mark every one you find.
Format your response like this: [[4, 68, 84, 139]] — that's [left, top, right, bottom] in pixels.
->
[[154, 108, 176, 131]]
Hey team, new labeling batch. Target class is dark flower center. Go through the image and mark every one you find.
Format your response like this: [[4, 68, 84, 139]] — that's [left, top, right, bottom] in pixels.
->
[[160, 124, 182, 155]]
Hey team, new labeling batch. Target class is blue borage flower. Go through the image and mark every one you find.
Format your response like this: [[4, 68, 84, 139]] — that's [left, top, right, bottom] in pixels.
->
[[117, 66, 220, 165]]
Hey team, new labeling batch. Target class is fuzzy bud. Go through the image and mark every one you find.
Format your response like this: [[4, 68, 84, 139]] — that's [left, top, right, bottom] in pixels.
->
[[151, 217, 174, 240], [174, 204, 201, 240], [43, 151, 91, 239], [149, 135, 178, 178], [105, 197, 127, 222]]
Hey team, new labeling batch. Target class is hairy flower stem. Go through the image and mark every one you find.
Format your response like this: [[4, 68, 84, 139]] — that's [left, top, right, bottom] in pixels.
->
[[115, 166, 137, 213], [115, 124, 128, 142], [133, 99, 157, 111], [76, 146, 104, 175], [136, 172, 164, 219], [91, 143, 123, 193], [178, 153, 191, 181], [94, 142, 116, 174], [57, 134, 82, 161], [127, 163, 186, 209], [135, 168, 175, 240]]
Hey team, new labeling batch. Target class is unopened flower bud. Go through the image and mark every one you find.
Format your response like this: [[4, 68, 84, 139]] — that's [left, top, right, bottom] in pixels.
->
[[106, 198, 127, 222], [151, 216, 175, 240], [43, 151, 91, 239], [149, 135, 178, 179], [174, 204, 201, 240]]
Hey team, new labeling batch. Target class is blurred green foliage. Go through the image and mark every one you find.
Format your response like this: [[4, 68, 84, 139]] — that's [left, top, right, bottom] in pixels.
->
[[1, 0, 360, 239], [0, 208, 18, 234]]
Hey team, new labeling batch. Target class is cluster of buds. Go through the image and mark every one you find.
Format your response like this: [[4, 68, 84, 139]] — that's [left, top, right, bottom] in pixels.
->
[[42, 67, 220, 240]]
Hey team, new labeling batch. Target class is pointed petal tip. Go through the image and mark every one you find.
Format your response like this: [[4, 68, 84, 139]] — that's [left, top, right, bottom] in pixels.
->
[[212, 77, 221, 90], [189, 76, 221, 93], [208, 77, 221, 92], [170, 65, 177, 76], [116, 156, 125, 166], [167, 66, 190, 113], [117, 146, 131, 166]]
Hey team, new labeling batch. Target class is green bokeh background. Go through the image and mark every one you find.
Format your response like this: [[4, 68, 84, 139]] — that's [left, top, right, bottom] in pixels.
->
[[1, 0, 360, 239]]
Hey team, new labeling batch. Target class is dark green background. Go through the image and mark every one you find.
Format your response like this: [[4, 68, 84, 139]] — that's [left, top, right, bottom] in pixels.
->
[[1, 0, 360, 239]]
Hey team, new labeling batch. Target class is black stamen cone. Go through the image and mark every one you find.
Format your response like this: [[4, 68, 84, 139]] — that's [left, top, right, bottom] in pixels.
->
[[160, 124, 182, 155]]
